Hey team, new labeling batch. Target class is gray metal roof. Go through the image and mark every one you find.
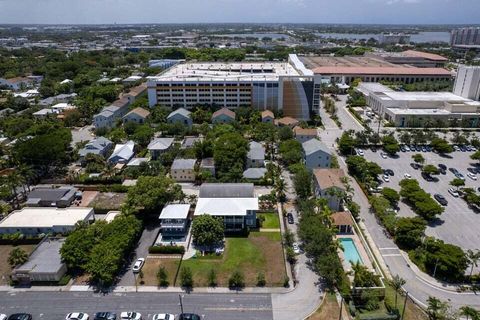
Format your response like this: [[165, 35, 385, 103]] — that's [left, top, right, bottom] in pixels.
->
[[148, 137, 174, 150], [171, 158, 196, 170], [302, 139, 332, 156], [15, 238, 65, 274], [199, 183, 255, 198], [243, 168, 267, 179], [27, 187, 76, 204], [167, 107, 191, 119], [247, 141, 265, 160]]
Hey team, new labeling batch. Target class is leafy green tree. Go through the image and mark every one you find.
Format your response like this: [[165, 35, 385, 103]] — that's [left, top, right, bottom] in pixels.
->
[[352, 261, 380, 287], [424, 238, 468, 282], [460, 306, 480, 320], [279, 139, 303, 165], [180, 266, 194, 289], [450, 178, 465, 190], [471, 150, 480, 164], [60, 221, 103, 270], [213, 132, 248, 181], [338, 131, 357, 155], [126, 175, 184, 212], [423, 164, 440, 176], [191, 215, 224, 249], [132, 125, 154, 147], [157, 266, 169, 287], [430, 138, 452, 154], [228, 270, 245, 289], [293, 165, 312, 200], [8, 247, 28, 267], [381, 187, 400, 206], [427, 296, 450, 320], [382, 134, 400, 155], [412, 153, 425, 165], [395, 217, 426, 250]]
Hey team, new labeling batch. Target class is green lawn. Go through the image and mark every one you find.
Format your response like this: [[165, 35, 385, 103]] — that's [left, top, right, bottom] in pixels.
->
[[178, 231, 286, 286], [258, 212, 280, 229]]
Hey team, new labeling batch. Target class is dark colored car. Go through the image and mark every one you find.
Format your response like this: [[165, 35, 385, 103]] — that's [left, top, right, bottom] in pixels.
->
[[449, 167, 459, 174], [410, 162, 420, 170], [438, 164, 447, 170], [385, 169, 394, 176], [178, 314, 201, 320], [434, 194, 448, 206], [421, 171, 434, 182], [7, 314, 32, 320], [94, 312, 117, 320]]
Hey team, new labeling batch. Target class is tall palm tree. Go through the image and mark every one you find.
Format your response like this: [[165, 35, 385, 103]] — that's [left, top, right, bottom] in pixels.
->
[[389, 274, 406, 309], [4, 172, 24, 209], [460, 306, 480, 320], [17, 164, 36, 193], [466, 249, 480, 277]]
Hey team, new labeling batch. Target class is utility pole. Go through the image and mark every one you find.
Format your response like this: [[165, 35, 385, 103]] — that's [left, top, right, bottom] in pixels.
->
[[179, 294, 184, 314], [338, 295, 344, 320], [433, 257, 440, 278], [401, 291, 409, 320]]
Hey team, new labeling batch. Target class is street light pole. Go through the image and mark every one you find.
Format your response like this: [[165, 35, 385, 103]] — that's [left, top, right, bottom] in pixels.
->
[[179, 294, 184, 314], [401, 292, 409, 320], [433, 257, 440, 278]]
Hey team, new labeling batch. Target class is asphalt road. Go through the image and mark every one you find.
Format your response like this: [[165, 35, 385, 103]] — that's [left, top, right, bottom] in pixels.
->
[[0, 291, 273, 320]]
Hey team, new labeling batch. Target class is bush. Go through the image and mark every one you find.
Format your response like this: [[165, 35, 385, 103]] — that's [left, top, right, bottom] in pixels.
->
[[283, 275, 290, 288], [148, 246, 185, 255], [156, 266, 169, 287], [257, 272, 266, 287], [180, 266, 193, 289], [228, 270, 245, 289]]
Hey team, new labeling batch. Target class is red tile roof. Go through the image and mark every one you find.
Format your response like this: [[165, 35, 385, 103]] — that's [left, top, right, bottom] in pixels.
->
[[212, 107, 235, 119], [312, 67, 452, 76]]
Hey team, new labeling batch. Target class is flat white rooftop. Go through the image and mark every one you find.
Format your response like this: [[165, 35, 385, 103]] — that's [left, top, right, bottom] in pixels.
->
[[376, 91, 475, 102], [160, 204, 190, 220], [0, 207, 93, 228], [148, 62, 300, 82], [194, 198, 258, 217]]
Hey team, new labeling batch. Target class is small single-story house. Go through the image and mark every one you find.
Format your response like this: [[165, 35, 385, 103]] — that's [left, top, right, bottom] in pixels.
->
[[32, 108, 55, 118], [212, 108, 236, 124], [302, 139, 332, 169], [243, 168, 267, 180], [313, 168, 346, 211], [108, 140, 135, 164], [294, 126, 318, 143], [127, 157, 149, 167], [194, 183, 258, 231], [247, 141, 265, 168], [331, 212, 354, 234], [11, 238, 67, 283], [123, 107, 150, 124], [181, 136, 203, 149], [159, 204, 190, 235], [0, 207, 94, 235], [275, 116, 299, 128], [200, 158, 215, 176], [167, 108, 193, 128], [148, 137, 175, 160], [26, 186, 77, 208], [261, 110, 275, 123], [78, 137, 113, 161], [171, 158, 196, 182]]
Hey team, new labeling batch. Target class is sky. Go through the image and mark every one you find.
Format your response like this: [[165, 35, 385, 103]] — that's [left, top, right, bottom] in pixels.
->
[[0, 0, 479, 25]]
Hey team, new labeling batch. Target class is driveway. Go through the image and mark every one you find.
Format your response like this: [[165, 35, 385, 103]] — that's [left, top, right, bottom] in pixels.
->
[[71, 125, 94, 146]]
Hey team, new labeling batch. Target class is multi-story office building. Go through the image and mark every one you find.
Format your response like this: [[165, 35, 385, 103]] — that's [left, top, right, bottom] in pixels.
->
[[147, 54, 318, 120], [454, 65, 480, 101], [450, 27, 480, 49]]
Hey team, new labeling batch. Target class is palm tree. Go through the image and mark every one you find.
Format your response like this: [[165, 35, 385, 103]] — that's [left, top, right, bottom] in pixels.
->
[[389, 275, 406, 309], [102, 163, 116, 179], [466, 249, 480, 277], [17, 164, 36, 192], [8, 247, 28, 267], [275, 178, 287, 204], [4, 172, 24, 209], [426, 296, 448, 320], [460, 306, 480, 320]]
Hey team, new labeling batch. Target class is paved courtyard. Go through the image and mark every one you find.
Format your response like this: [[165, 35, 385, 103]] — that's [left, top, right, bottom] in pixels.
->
[[362, 148, 480, 252]]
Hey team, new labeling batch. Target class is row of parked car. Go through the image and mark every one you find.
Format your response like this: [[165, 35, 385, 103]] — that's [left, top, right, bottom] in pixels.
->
[[400, 144, 478, 153], [0, 313, 200, 320]]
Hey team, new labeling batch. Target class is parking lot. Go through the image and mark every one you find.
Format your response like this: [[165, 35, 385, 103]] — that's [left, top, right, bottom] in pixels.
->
[[362, 148, 480, 252]]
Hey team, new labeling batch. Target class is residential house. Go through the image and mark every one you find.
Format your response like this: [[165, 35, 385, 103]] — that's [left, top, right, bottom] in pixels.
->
[[123, 107, 150, 124], [32, 108, 55, 118], [302, 139, 332, 169], [148, 137, 174, 160], [194, 183, 258, 231], [0, 108, 14, 118], [331, 212, 354, 234], [167, 108, 193, 128], [0, 207, 94, 235], [0, 76, 38, 91], [313, 168, 346, 211], [159, 204, 190, 235], [247, 141, 265, 168], [170, 158, 196, 182], [275, 116, 299, 128], [294, 126, 318, 143], [261, 110, 275, 123], [127, 157, 149, 167], [93, 97, 130, 129], [181, 136, 203, 149], [200, 158, 215, 176], [212, 108, 236, 124], [38, 93, 77, 107], [12, 238, 67, 283], [26, 186, 77, 208], [124, 83, 147, 104], [78, 137, 113, 162], [243, 168, 267, 180], [108, 140, 135, 164]]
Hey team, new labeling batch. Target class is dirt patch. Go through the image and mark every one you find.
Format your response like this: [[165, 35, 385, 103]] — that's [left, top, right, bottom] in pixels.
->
[[79, 191, 98, 207], [249, 233, 286, 286], [138, 258, 181, 287], [0, 245, 37, 285], [90, 192, 127, 211], [307, 292, 340, 320]]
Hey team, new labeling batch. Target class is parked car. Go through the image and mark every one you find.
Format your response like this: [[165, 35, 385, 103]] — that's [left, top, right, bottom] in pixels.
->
[[368, 186, 384, 193], [449, 167, 459, 175], [380, 152, 387, 159], [438, 164, 447, 171], [455, 173, 466, 180], [409, 145, 415, 151], [426, 146, 433, 152], [7, 315, 32, 320], [178, 314, 201, 320], [120, 313, 142, 320], [0, 315, 7, 320], [382, 174, 390, 182], [404, 173, 412, 179], [421, 172, 434, 182], [434, 194, 448, 206], [152, 314, 175, 320], [385, 169, 394, 176], [66, 313, 89, 320], [292, 243, 301, 254], [460, 145, 467, 152], [355, 148, 364, 156], [421, 146, 427, 152], [453, 145, 460, 151], [467, 172, 478, 180], [400, 145, 406, 152], [448, 188, 460, 197], [94, 312, 116, 320], [466, 145, 472, 152], [132, 258, 145, 273], [287, 212, 294, 224]]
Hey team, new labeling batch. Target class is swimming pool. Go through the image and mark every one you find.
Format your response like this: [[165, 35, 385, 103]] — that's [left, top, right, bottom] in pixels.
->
[[340, 238, 363, 265]]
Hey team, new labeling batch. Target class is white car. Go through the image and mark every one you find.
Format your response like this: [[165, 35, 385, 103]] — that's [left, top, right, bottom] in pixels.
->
[[120, 312, 142, 320], [404, 173, 412, 179], [404, 145, 411, 152], [356, 149, 364, 156], [132, 258, 145, 273], [467, 172, 478, 180], [382, 174, 390, 182], [448, 188, 460, 197], [380, 152, 387, 159], [153, 314, 175, 320], [0, 314, 7, 320], [292, 243, 301, 254], [66, 313, 89, 320]]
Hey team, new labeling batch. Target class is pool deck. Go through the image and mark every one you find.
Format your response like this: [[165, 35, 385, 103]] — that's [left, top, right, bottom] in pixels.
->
[[337, 233, 374, 272]]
